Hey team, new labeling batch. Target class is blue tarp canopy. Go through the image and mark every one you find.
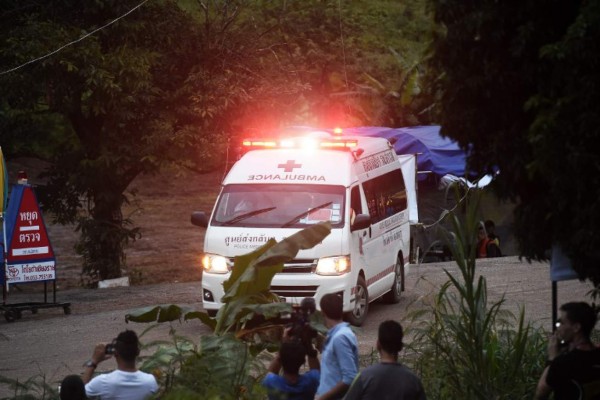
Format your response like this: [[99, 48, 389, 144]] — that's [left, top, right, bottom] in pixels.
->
[[341, 126, 467, 179]]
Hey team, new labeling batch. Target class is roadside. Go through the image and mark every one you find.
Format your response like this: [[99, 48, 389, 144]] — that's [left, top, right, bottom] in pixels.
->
[[0, 256, 595, 397]]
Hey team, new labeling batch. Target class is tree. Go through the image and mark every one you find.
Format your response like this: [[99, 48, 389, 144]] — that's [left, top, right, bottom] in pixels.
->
[[428, 1, 600, 284], [0, 1, 219, 280], [1, 0, 437, 282]]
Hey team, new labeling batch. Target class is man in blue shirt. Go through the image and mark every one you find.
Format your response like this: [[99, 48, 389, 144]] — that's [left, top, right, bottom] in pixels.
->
[[315, 293, 359, 400], [262, 331, 320, 400]]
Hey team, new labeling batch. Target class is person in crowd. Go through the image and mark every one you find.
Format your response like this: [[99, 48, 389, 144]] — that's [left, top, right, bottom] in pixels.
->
[[315, 293, 359, 400], [82, 329, 158, 400], [484, 219, 499, 244], [59, 375, 87, 400], [476, 222, 501, 258], [344, 320, 426, 400], [484, 219, 501, 250], [262, 327, 320, 400], [535, 302, 600, 399]]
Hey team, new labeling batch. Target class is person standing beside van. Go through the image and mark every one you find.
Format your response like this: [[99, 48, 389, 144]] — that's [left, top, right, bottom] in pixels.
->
[[315, 294, 359, 400]]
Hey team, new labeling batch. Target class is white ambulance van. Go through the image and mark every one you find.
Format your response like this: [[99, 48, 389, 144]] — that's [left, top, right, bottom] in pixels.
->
[[191, 130, 418, 326]]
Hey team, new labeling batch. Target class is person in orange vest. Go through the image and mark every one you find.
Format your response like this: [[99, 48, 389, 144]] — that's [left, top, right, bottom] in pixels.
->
[[477, 222, 501, 258]]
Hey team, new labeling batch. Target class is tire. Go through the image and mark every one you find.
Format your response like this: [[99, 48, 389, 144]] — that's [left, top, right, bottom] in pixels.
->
[[383, 257, 403, 304], [63, 306, 71, 315], [4, 310, 16, 323], [206, 309, 218, 317], [345, 276, 368, 326]]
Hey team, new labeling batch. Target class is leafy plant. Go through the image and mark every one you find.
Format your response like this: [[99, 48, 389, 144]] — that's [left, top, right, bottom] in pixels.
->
[[404, 188, 546, 399], [0, 374, 58, 400], [125, 221, 332, 398]]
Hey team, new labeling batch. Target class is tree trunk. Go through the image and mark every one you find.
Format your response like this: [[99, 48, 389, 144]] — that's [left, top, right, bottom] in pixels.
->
[[78, 186, 126, 281]]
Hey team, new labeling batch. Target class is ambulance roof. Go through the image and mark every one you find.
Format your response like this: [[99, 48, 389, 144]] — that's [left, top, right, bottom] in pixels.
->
[[224, 134, 395, 187]]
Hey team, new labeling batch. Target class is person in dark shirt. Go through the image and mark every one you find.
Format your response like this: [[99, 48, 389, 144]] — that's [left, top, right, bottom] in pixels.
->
[[344, 320, 426, 400], [535, 302, 600, 399]]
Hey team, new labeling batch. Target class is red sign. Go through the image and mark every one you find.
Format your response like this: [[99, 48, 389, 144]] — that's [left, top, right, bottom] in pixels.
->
[[6, 186, 54, 263]]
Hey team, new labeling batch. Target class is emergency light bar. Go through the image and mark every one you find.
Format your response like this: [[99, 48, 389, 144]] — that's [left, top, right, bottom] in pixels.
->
[[242, 138, 357, 150]]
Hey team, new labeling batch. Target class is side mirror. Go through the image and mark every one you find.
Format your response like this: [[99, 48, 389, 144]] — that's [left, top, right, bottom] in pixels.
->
[[191, 211, 209, 228], [351, 214, 371, 232]]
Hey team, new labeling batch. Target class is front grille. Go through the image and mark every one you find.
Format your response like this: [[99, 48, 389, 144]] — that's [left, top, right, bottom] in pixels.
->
[[281, 259, 316, 274], [270, 285, 319, 297], [228, 258, 314, 273]]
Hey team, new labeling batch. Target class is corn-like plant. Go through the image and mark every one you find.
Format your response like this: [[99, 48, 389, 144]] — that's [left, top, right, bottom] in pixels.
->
[[405, 188, 547, 399]]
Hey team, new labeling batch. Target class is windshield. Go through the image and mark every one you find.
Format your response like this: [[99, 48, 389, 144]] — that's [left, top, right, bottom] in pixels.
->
[[211, 184, 345, 228]]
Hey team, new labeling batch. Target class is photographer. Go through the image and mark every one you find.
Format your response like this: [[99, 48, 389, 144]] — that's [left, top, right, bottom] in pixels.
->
[[262, 327, 320, 400], [82, 329, 158, 400], [535, 302, 600, 399]]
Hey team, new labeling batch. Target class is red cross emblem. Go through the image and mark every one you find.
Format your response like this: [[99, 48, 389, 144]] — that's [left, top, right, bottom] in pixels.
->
[[278, 160, 302, 172]]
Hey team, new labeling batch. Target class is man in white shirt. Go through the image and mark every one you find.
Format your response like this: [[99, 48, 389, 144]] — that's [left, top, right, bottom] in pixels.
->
[[82, 329, 158, 400]]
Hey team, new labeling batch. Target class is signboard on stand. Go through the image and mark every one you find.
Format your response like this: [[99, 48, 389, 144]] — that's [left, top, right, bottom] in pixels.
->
[[1, 171, 70, 322], [4, 184, 56, 283]]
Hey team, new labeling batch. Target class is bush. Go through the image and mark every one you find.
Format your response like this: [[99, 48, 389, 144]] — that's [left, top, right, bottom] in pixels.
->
[[404, 188, 547, 399]]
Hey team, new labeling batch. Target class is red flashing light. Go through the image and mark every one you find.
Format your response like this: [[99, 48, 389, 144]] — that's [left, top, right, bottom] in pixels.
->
[[241, 137, 357, 151], [242, 140, 277, 147], [333, 127, 343, 136], [320, 140, 357, 148]]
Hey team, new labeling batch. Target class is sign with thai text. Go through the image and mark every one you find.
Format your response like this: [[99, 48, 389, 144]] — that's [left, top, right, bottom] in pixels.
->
[[5, 260, 56, 283], [3, 184, 57, 285], [6, 186, 54, 263]]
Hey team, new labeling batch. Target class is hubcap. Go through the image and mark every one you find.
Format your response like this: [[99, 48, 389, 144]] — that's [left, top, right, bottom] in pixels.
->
[[353, 285, 367, 318], [394, 262, 402, 295]]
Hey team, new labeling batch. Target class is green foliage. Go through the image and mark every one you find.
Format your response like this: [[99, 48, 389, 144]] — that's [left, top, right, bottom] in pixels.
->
[[1, 0, 438, 281], [429, 0, 600, 285], [124, 222, 331, 397], [0, 374, 58, 400], [405, 189, 547, 399], [74, 213, 141, 281], [526, 0, 600, 285]]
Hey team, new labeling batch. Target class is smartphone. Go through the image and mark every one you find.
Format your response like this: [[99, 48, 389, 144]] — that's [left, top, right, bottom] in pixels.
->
[[105, 344, 115, 354]]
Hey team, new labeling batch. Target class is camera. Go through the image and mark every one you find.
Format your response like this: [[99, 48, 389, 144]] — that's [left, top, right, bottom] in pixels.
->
[[286, 298, 318, 356], [105, 343, 115, 354]]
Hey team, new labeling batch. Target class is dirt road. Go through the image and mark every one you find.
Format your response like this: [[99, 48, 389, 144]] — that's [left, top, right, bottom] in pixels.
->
[[0, 256, 593, 395]]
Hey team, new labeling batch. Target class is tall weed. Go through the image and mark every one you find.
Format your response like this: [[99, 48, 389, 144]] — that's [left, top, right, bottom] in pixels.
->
[[405, 188, 546, 399]]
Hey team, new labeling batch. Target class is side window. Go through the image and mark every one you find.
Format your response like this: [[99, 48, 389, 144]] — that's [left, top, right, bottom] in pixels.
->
[[350, 186, 362, 215], [362, 168, 407, 224]]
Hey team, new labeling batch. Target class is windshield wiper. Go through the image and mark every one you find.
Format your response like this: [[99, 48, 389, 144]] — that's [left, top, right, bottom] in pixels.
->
[[221, 207, 277, 226], [281, 202, 333, 228]]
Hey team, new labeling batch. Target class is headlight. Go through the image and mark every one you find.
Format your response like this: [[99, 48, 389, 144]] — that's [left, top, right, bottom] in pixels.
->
[[315, 256, 351, 276], [201, 254, 230, 274]]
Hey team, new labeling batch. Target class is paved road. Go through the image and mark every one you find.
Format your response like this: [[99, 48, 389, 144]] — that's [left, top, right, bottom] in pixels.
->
[[0, 256, 593, 395]]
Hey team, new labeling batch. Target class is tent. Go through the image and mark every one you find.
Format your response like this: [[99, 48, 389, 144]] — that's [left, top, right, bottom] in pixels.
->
[[339, 125, 468, 180]]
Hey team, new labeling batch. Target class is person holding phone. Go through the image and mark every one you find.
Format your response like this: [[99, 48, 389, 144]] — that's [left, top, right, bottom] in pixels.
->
[[82, 329, 158, 399], [535, 302, 600, 399]]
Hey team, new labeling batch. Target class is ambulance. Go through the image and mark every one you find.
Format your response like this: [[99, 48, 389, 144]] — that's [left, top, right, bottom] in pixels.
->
[[191, 129, 418, 326]]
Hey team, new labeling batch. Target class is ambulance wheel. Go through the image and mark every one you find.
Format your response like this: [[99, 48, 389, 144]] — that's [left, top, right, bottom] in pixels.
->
[[345, 276, 368, 327], [4, 310, 16, 323], [14, 310, 22, 319], [383, 257, 403, 304]]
